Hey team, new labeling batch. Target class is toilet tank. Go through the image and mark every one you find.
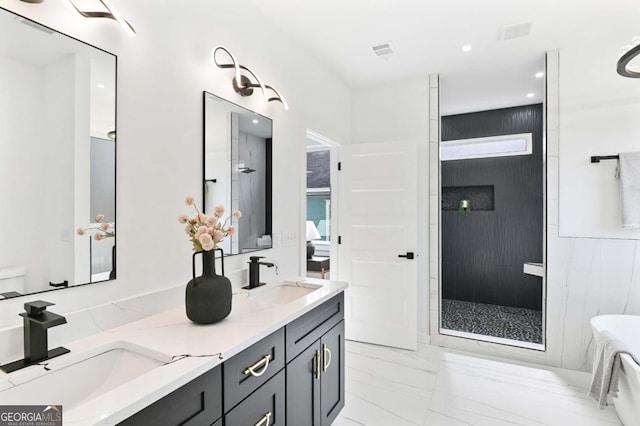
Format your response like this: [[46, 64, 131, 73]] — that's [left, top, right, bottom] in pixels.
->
[[0, 266, 26, 295]]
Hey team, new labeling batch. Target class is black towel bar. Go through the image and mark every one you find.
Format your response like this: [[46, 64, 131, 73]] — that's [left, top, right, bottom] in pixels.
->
[[591, 155, 620, 163]]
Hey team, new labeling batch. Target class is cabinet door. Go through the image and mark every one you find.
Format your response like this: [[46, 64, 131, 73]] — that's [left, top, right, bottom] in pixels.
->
[[286, 341, 321, 426], [320, 320, 345, 426], [117, 365, 222, 426], [225, 369, 285, 426], [223, 327, 285, 412]]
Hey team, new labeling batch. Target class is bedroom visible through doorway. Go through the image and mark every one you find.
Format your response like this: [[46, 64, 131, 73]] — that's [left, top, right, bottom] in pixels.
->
[[305, 130, 339, 280]]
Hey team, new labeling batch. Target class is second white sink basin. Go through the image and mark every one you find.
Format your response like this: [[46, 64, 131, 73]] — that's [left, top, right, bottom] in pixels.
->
[[0, 341, 171, 409], [250, 281, 323, 305]]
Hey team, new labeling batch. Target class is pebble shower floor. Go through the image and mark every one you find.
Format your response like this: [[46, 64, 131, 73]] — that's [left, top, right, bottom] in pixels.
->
[[441, 299, 543, 344]]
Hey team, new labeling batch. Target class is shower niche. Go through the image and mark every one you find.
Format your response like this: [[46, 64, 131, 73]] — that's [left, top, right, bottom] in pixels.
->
[[441, 185, 495, 211]]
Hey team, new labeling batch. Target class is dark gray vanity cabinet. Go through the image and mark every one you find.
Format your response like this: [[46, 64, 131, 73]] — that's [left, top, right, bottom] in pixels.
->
[[119, 292, 345, 426], [286, 293, 345, 426], [117, 365, 222, 426]]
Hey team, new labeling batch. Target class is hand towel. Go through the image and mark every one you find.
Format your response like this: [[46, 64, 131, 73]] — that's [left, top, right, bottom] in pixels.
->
[[617, 152, 640, 229], [588, 331, 639, 408]]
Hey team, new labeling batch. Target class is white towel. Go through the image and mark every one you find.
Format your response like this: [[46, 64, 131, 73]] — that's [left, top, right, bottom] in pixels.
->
[[588, 331, 638, 408], [617, 152, 640, 229]]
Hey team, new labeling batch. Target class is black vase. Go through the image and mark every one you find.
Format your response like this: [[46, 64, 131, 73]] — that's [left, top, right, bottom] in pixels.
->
[[185, 249, 232, 324], [109, 244, 116, 280]]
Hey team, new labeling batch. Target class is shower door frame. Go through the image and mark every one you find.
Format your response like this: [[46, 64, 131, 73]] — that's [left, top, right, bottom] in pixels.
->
[[429, 60, 549, 354]]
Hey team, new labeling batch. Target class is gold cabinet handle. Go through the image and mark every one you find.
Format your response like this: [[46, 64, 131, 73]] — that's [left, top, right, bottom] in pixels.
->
[[243, 354, 272, 377], [323, 343, 332, 372], [315, 349, 321, 380], [254, 411, 272, 426]]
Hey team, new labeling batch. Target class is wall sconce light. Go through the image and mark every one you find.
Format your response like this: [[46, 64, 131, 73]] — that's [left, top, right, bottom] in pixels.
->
[[211, 46, 289, 110], [61, 0, 136, 37], [617, 37, 640, 78]]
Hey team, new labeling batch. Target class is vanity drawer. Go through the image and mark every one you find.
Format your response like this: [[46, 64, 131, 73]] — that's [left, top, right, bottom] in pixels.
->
[[224, 369, 285, 426], [223, 327, 285, 412], [118, 365, 221, 426], [286, 292, 344, 362]]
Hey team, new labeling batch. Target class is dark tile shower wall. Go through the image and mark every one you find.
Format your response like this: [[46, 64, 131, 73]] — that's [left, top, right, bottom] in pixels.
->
[[441, 104, 543, 310]]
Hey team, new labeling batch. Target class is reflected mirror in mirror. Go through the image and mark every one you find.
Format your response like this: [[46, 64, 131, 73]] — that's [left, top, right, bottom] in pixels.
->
[[203, 92, 272, 255], [0, 7, 116, 300]]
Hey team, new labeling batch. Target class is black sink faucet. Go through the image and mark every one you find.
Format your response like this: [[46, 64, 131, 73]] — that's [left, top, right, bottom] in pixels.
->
[[244, 256, 274, 289], [0, 301, 70, 373]]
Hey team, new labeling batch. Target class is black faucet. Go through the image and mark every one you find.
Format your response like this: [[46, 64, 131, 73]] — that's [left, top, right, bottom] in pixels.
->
[[243, 256, 274, 289], [0, 301, 70, 373]]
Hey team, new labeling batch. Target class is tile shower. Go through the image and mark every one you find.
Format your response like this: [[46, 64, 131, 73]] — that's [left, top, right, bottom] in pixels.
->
[[440, 104, 544, 345]]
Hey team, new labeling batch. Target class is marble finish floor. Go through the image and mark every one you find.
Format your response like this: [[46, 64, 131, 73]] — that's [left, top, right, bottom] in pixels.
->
[[334, 341, 621, 426], [441, 299, 543, 344]]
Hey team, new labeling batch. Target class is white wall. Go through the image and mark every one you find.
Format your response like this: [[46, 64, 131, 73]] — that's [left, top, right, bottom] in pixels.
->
[[559, 39, 640, 239], [0, 55, 43, 294], [0, 0, 350, 335], [204, 104, 232, 253], [0, 53, 88, 294], [350, 76, 431, 343], [547, 45, 640, 370]]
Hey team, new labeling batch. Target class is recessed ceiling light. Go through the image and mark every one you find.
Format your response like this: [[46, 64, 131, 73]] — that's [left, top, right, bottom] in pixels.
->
[[462, 45, 472, 52], [96, 83, 105, 89], [535, 71, 545, 78], [526, 93, 535, 98], [252, 119, 259, 124]]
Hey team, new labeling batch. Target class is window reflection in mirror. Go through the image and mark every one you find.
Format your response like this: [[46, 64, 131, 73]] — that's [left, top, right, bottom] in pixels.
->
[[203, 92, 272, 255], [0, 7, 116, 300]]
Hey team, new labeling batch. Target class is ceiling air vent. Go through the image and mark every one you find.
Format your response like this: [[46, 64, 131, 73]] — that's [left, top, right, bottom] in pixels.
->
[[18, 18, 55, 35], [371, 41, 397, 59], [500, 22, 532, 41]]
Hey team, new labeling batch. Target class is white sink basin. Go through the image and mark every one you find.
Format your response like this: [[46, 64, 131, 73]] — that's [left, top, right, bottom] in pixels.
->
[[248, 281, 323, 305], [0, 341, 171, 409]]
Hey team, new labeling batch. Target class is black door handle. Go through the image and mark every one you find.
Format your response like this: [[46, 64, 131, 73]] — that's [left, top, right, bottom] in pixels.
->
[[398, 252, 415, 260]]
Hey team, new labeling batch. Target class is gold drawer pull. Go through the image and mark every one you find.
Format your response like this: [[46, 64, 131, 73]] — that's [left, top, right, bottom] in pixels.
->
[[315, 349, 321, 380], [243, 354, 272, 377], [254, 411, 272, 426], [323, 344, 332, 372]]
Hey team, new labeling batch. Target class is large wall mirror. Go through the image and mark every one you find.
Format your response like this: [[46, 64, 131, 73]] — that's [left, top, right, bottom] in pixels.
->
[[0, 7, 116, 300], [203, 92, 272, 255]]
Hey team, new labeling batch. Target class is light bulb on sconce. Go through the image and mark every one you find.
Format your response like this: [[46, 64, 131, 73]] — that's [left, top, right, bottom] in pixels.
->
[[211, 46, 289, 110]]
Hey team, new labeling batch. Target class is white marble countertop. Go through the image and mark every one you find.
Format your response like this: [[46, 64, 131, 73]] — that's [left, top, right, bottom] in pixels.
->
[[0, 277, 348, 425]]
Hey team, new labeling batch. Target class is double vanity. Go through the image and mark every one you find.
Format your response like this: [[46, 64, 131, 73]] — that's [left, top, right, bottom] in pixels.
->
[[0, 5, 345, 425], [0, 278, 347, 425]]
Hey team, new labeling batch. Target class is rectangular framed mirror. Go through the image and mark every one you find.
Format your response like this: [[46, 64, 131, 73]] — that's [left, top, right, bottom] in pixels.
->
[[0, 7, 117, 300], [203, 92, 272, 255]]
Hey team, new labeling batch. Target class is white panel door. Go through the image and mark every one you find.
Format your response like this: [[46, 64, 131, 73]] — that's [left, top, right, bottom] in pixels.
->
[[339, 141, 418, 350]]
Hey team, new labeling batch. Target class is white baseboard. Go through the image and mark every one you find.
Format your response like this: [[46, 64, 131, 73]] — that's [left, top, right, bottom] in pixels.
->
[[418, 332, 431, 345]]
